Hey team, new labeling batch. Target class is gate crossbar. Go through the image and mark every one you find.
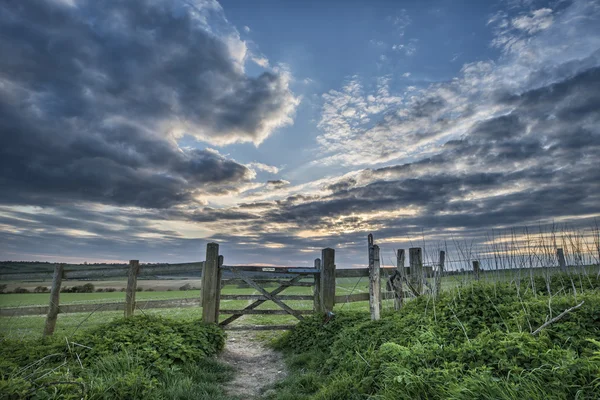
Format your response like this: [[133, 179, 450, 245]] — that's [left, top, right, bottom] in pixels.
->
[[219, 272, 306, 327]]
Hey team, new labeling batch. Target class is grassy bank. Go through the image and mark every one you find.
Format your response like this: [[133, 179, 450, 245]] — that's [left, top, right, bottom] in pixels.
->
[[0, 315, 236, 399], [267, 274, 600, 399]]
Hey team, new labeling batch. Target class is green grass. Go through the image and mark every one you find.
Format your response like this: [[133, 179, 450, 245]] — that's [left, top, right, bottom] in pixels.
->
[[266, 276, 600, 400], [0, 315, 237, 399]]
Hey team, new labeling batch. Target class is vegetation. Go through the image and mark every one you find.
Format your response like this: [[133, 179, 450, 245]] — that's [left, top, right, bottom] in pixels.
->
[[0, 315, 236, 399], [268, 275, 600, 399]]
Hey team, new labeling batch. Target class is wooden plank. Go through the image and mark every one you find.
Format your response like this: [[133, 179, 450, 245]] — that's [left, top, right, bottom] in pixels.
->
[[219, 275, 304, 327], [0, 298, 203, 317], [43, 264, 64, 337], [222, 279, 313, 287], [220, 294, 313, 301], [221, 265, 319, 274], [224, 325, 296, 331], [320, 248, 336, 313], [435, 251, 445, 297], [473, 260, 480, 281], [124, 260, 139, 318], [392, 249, 405, 310], [0, 263, 205, 282], [215, 255, 223, 322], [335, 267, 397, 278], [220, 309, 313, 315], [369, 236, 381, 321], [335, 292, 370, 303], [334, 292, 399, 304], [202, 243, 220, 324], [409, 248, 423, 295], [557, 248, 567, 271], [229, 268, 304, 320], [313, 258, 322, 312]]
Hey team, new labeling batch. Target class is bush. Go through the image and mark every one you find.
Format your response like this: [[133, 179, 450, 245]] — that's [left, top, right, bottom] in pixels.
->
[[270, 283, 600, 400], [179, 283, 193, 291], [0, 316, 232, 400], [33, 286, 49, 293], [74, 315, 226, 374], [12, 287, 29, 294], [105, 287, 117, 292], [0, 284, 7, 294]]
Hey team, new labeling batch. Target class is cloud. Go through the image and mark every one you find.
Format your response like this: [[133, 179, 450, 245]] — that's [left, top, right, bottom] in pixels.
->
[[0, 0, 301, 209], [266, 180, 291, 189], [244, 25, 251, 33], [315, 0, 600, 167], [512, 8, 553, 33], [247, 162, 280, 174]]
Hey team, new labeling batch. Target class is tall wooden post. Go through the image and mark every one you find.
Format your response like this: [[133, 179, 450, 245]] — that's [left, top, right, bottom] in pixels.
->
[[392, 249, 405, 310], [313, 258, 322, 312], [557, 248, 567, 271], [320, 248, 336, 313], [202, 243, 220, 323], [43, 264, 64, 337], [369, 243, 381, 320], [473, 260, 480, 281], [435, 251, 445, 297], [124, 260, 140, 318], [409, 248, 423, 295]]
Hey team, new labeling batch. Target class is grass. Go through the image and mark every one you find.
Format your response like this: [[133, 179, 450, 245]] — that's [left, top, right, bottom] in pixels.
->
[[266, 275, 600, 400], [0, 315, 237, 399]]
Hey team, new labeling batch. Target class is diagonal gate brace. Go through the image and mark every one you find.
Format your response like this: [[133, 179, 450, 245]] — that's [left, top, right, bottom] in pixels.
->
[[223, 268, 304, 324]]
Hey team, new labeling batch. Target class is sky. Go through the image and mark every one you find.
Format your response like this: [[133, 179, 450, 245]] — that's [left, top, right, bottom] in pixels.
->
[[1, 0, 599, 268]]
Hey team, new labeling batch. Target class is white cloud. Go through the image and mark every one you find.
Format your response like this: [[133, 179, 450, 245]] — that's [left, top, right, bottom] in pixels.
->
[[512, 8, 553, 33], [402, 72, 411, 78], [314, 0, 600, 166], [251, 55, 270, 68], [243, 25, 251, 33], [247, 162, 280, 174]]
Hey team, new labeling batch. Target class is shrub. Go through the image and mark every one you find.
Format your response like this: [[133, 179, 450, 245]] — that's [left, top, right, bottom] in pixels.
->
[[74, 315, 226, 374], [0, 284, 7, 294], [105, 287, 117, 292], [180, 283, 193, 291], [271, 283, 600, 400], [12, 287, 29, 294]]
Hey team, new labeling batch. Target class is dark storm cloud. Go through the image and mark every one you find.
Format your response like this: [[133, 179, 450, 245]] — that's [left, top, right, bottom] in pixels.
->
[[0, 0, 296, 208], [243, 66, 600, 241]]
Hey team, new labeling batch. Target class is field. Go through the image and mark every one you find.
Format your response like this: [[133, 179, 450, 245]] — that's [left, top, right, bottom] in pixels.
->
[[2, 266, 599, 338], [0, 277, 378, 338]]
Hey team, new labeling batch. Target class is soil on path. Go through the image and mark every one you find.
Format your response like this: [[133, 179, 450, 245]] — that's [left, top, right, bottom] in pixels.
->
[[220, 331, 287, 399]]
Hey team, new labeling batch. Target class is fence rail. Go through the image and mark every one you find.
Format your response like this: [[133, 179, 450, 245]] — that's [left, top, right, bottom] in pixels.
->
[[0, 238, 576, 334]]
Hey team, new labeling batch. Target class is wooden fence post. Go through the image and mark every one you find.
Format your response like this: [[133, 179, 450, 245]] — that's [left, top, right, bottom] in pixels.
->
[[392, 249, 405, 310], [435, 251, 445, 297], [473, 260, 480, 281], [313, 258, 322, 312], [202, 243, 220, 323], [557, 248, 567, 271], [320, 248, 336, 313], [369, 243, 381, 320], [409, 248, 423, 295], [43, 264, 64, 337], [124, 260, 140, 318]]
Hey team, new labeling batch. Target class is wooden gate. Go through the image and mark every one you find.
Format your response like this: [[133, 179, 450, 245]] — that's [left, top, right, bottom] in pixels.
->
[[201, 243, 335, 330]]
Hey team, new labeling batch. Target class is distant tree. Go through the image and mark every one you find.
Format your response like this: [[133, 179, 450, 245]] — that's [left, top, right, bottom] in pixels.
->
[[82, 283, 95, 293], [33, 286, 49, 293]]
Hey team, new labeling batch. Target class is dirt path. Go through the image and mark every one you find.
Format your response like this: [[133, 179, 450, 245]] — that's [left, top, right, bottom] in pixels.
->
[[220, 331, 287, 399]]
